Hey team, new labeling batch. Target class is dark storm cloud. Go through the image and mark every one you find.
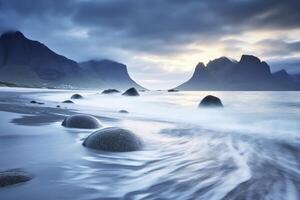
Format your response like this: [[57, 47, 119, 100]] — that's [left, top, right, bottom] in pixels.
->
[[0, 0, 300, 82], [72, 0, 300, 41], [1, 0, 300, 43]]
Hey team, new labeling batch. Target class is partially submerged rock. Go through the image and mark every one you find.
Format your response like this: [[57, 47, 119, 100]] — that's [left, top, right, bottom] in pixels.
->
[[0, 169, 32, 187], [30, 100, 44, 105], [102, 89, 120, 94], [168, 89, 179, 92], [83, 127, 142, 152], [71, 94, 83, 99], [62, 114, 101, 129], [199, 95, 223, 107], [119, 110, 129, 114], [62, 100, 74, 104], [122, 88, 139, 96]]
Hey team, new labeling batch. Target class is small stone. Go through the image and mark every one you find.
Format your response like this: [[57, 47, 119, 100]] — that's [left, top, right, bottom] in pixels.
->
[[119, 110, 129, 114]]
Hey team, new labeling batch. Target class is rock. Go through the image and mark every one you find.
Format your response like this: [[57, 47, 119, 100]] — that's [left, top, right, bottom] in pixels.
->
[[199, 95, 223, 107], [119, 110, 129, 114], [62, 114, 101, 129], [56, 105, 61, 108], [122, 87, 139, 96], [0, 169, 32, 187], [30, 100, 44, 105], [71, 94, 83, 99], [102, 89, 120, 94], [62, 100, 74, 103], [168, 89, 179, 92], [83, 127, 142, 152]]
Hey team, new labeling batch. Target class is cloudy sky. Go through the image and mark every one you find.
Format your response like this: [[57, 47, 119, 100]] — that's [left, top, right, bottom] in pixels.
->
[[0, 0, 300, 89]]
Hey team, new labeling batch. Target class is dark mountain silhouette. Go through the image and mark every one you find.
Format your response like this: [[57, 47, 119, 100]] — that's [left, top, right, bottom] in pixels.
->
[[176, 55, 300, 91], [272, 69, 299, 89], [0, 31, 144, 89], [79, 60, 143, 89], [291, 73, 300, 83]]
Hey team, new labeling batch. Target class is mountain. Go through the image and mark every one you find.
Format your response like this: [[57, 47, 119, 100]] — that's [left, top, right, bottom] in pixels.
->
[[0, 31, 144, 89], [291, 73, 300, 83], [0, 31, 81, 88], [176, 55, 299, 91], [79, 59, 143, 89]]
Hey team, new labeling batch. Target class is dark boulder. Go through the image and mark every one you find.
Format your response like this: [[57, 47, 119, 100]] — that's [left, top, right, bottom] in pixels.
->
[[30, 100, 44, 104], [71, 94, 83, 99], [168, 89, 179, 92], [62, 114, 101, 129], [102, 89, 120, 94], [83, 127, 142, 152], [62, 100, 74, 103], [199, 95, 223, 107], [56, 105, 61, 108], [122, 88, 139, 96], [0, 169, 32, 187], [119, 110, 129, 114]]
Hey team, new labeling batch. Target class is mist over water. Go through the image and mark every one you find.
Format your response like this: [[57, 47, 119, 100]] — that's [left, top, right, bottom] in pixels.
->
[[0, 89, 300, 199]]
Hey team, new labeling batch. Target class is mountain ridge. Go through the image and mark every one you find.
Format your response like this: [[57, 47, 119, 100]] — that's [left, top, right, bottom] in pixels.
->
[[0, 31, 144, 90], [176, 55, 300, 91]]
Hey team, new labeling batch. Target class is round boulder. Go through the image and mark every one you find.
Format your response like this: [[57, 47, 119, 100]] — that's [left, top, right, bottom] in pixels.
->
[[122, 88, 139, 96], [199, 95, 223, 107], [83, 127, 142, 152], [71, 94, 83, 99], [0, 170, 32, 187], [119, 110, 129, 114], [62, 100, 74, 104], [167, 89, 179, 92], [102, 89, 120, 94], [62, 114, 101, 129]]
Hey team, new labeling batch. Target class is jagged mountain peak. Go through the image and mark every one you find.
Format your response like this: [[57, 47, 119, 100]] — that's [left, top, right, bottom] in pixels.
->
[[240, 54, 261, 64], [195, 62, 206, 70], [176, 54, 299, 91], [0, 31, 25, 40]]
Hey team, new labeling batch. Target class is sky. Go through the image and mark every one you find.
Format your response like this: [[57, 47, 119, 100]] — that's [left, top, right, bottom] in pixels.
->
[[0, 0, 300, 89]]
